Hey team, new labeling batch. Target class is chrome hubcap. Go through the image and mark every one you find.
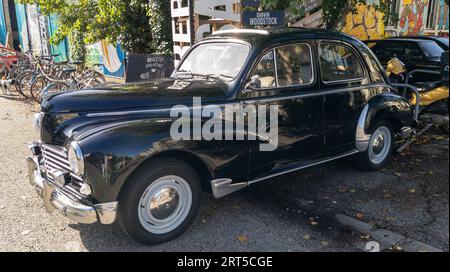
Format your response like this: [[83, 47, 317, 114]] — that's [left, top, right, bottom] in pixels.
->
[[138, 176, 192, 234], [368, 126, 391, 165]]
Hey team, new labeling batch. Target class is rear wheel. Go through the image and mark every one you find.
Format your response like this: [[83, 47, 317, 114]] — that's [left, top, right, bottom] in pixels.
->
[[356, 121, 394, 171], [118, 158, 202, 245]]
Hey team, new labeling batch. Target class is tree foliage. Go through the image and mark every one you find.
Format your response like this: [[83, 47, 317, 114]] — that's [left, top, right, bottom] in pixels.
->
[[19, 0, 172, 54], [261, 0, 397, 29]]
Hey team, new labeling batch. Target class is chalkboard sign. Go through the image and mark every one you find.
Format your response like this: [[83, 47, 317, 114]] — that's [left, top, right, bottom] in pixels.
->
[[126, 53, 175, 83]]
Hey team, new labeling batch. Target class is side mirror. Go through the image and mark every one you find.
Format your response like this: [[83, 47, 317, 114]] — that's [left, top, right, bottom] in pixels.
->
[[441, 51, 449, 85], [244, 75, 261, 92], [386, 57, 406, 77]]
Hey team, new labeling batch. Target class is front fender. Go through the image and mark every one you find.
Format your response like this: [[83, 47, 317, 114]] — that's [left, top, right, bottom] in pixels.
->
[[78, 118, 249, 203]]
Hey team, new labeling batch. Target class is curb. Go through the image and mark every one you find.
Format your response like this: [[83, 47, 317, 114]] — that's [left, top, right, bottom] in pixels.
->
[[336, 213, 443, 252]]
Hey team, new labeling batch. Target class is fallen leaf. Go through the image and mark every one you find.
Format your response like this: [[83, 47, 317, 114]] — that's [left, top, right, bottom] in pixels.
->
[[391, 245, 403, 251], [409, 189, 416, 193], [395, 173, 402, 177], [349, 189, 357, 193], [356, 213, 364, 220], [309, 220, 319, 226], [237, 235, 248, 242], [303, 235, 311, 240], [360, 234, 370, 240], [321, 241, 330, 246]]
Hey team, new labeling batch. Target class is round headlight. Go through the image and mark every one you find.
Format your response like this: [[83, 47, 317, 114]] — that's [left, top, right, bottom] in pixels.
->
[[68, 141, 85, 176]]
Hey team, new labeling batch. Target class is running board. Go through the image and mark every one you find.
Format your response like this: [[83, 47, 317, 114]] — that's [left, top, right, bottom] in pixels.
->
[[211, 150, 359, 198]]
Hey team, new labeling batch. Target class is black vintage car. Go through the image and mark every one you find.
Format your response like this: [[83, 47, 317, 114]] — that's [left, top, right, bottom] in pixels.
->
[[27, 28, 414, 245], [364, 38, 446, 83]]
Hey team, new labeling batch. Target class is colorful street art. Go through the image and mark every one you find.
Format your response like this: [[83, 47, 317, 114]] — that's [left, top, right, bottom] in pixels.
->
[[14, 2, 30, 51], [437, 0, 449, 31], [0, 1, 6, 45], [85, 41, 125, 78], [341, 3, 385, 40], [399, 0, 429, 35]]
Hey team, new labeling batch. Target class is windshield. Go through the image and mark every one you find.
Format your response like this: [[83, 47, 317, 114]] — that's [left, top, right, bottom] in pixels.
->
[[176, 42, 250, 80], [419, 41, 444, 58]]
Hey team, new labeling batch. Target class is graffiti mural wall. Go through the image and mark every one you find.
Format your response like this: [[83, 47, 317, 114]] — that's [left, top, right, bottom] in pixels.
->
[[0, 1, 6, 45], [437, 0, 449, 31], [85, 41, 125, 78], [399, 0, 429, 35], [341, 2, 385, 40]]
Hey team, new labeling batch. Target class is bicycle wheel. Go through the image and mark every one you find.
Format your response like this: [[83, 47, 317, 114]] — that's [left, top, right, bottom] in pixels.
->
[[80, 71, 106, 88], [30, 76, 47, 103], [17, 71, 35, 98], [8, 64, 30, 80], [14, 70, 33, 98], [43, 82, 70, 96]]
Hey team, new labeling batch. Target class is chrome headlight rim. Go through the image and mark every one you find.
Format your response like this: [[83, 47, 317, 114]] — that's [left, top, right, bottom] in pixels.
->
[[68, 141, 85, 176], [33, 112, 44, 133]]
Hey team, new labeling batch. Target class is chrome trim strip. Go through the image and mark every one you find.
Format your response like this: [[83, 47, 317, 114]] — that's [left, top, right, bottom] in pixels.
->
[[248, 150, 359, 185], [86, 83, 393, 116], [243, 83, 392, 104]]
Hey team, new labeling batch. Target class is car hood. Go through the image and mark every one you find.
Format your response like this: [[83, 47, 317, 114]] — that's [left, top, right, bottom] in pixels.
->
[[41, 77, 230, 113]]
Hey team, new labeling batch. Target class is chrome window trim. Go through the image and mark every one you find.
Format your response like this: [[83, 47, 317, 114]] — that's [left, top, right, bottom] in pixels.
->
[[85, 83, 393, 117], [318, 40, 367, 85], [247, 42, 316, 91]]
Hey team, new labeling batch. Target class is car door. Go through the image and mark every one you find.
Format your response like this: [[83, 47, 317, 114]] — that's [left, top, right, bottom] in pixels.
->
[[240, 41, 326, 182], [319, 41, 371, 154]]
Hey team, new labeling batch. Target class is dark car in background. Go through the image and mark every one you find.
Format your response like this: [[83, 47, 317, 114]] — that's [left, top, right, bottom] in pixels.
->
[[364, 38, 445, 83], [391, 35, 449, 51]]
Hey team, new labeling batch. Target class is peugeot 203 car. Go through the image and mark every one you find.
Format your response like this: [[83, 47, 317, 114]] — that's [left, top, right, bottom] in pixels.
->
[[27, 28, 415, 245]]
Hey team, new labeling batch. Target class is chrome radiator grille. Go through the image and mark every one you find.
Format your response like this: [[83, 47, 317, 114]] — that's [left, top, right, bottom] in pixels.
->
[[41, 144, 84, 188]]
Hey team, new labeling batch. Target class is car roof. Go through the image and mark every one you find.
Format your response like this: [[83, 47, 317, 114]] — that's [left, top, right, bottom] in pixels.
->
[[202, 27, 362, 47]]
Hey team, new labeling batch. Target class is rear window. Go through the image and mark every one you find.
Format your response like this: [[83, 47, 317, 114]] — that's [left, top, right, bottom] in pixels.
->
[[419, 41, 444, 58], [319, 43, 365, 82]]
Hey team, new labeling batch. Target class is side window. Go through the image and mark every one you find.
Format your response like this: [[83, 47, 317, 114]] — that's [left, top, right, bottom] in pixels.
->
[[252, 43, 313, 89], [404, 43, 423, 62], [319, 43, 365, 82], [275, 44, 313, 87], [383, 42, 405, 61], [253, 50, 276, 88]]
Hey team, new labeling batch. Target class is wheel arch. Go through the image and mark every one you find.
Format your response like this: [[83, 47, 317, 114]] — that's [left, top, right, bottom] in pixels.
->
[[118, 150, 214, 200], [356, 93, 414, 152]]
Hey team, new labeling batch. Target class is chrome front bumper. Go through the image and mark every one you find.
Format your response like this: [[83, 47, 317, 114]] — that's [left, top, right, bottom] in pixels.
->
[[26, 143, 118, 225]]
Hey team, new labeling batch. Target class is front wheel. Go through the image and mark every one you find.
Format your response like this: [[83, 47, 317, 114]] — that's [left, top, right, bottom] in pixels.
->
[[356, 121, 394, 171], [118, 158, 202, 245]]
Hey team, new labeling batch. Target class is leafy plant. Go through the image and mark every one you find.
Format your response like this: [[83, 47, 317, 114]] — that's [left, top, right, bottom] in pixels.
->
[[19, 0, 172, 55]]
